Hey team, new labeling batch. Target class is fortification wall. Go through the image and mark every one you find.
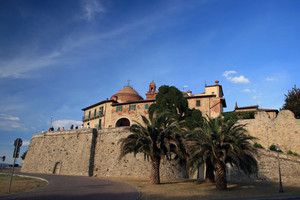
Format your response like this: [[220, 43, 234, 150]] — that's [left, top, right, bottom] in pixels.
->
[[21, 129, 96, 176], [228, 149, 300, 185], [93, 127, 188, 179], [238, 110, 300, 154], [21, 111, 300, 183]]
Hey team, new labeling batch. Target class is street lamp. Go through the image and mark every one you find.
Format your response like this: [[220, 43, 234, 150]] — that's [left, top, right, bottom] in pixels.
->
[[50, 115, 53, 128], [276, 145, 284, 193]]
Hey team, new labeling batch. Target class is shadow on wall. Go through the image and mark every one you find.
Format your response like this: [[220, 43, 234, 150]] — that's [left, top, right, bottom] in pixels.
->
[[53, 161, 62, 174]]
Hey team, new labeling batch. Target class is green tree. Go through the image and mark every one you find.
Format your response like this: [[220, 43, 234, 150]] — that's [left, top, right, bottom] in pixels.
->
[[148, 85, 189, 120], [148, 85, 205, 178], [187, 116, 258, 190], [282, 85, 300, 118], [119, 112, 181, 184], [21, 150, 27, 160]]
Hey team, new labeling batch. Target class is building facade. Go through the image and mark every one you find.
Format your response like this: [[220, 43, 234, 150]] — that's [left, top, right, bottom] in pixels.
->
[[82, 80, 226, 129]]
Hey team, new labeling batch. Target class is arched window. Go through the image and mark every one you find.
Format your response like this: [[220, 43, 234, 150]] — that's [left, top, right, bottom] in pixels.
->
[[115, 118, 130, 127]]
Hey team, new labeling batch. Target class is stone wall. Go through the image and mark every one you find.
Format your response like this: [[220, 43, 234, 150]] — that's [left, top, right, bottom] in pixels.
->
[[228, 149, 300, 185], [22, 111, 300, 183], [93, 127, 188, 179], [21, 129, 96, 176], [239, 110, 300, 154]]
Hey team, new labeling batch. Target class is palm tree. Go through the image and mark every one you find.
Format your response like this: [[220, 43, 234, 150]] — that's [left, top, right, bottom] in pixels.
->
[[119, 112, 181, 184], [187, 116, 258, 190]]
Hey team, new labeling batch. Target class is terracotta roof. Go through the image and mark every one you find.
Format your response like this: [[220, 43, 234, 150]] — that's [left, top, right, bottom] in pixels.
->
[[111, 86, 144, 102], [235, 105, 259, 110]]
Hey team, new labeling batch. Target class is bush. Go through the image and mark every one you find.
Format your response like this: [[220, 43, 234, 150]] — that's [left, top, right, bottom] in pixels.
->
[[269, 144, 282, 152], [287, 150, 300, 156], [222, 111, 256, 120], [254, 142, 264, 149]]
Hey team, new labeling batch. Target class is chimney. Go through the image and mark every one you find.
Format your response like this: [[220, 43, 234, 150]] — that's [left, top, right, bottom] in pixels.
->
[[187, 90, 192, 96], [235, 102, 238, 109], [215, 80, 219, 85]]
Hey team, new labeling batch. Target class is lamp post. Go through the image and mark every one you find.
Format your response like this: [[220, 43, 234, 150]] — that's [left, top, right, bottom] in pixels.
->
[[276, 146, 284, 193], [50, 115, 53, 128]]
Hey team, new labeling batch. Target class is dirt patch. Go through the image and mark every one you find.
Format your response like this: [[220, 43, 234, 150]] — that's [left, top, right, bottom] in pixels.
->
[[99, 177, 300, 200]]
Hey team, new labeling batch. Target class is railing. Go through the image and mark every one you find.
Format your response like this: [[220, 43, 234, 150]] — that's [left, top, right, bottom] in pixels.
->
[[82, 112, 104, 122]]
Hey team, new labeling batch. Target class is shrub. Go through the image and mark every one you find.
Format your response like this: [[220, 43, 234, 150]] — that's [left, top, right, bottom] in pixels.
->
[[254, 142, 264, 149], [269, 144, 282, 152], [222, 111, 256, 120], [287, 150, 300, 156]]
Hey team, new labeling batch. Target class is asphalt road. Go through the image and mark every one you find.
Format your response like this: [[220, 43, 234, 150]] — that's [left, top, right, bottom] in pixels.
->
[[0, 173, 140, 200]]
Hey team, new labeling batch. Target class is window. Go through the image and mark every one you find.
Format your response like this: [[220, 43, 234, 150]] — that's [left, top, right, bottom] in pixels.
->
[[196, 100, 201, 107], [88, 111, 91, 118], [99, 106, 103, 115], [116, 106, 123, 112], [129, 105, 136, 111], [145, 104, 149, 110], [94, 109, 97, 117], [98, 119, 102, 129]]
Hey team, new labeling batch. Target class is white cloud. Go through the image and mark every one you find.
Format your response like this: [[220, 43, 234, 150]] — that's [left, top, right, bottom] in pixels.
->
[[223, 70, 237, 77], [0, 121, 28, 132], [243, 89, 251, 93], [81, 0, 105, 21], [0, 51, 61, 79], [23, 141, 30, 146], [52, 119, 82, 129], [0, 114, 20, 121], [223, 70, 250, 84], [266, 77, 276, 81]]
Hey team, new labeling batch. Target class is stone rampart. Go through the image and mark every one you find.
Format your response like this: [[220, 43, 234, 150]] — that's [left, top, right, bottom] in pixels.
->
[[21, 129, 96, 176], [228, 149, 300, 185], [238, 110, 300, 154], [93, 127, 188, 179], [22, 111, 300, 183]]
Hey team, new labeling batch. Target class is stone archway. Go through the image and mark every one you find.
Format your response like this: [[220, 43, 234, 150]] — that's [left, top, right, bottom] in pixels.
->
[[116, 118, 130, 127], [53, 162, 62, 174]]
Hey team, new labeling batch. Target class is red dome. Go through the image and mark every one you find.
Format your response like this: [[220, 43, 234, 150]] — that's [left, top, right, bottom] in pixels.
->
[[111, 86, 143, 103]]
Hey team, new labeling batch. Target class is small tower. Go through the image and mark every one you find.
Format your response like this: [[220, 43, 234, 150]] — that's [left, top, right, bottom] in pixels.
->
[[146, 81, 157, 100]]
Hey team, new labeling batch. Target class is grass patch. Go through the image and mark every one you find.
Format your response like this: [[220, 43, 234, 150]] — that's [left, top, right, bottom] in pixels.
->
[[101, 177, 300, 200], [0, 173, 48, 195]]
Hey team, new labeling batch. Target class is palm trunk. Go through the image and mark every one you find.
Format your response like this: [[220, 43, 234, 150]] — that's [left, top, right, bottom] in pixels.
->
[[205, 158, 215, 183], [215, 159, 227, 190], [150, 159, 160, 184]]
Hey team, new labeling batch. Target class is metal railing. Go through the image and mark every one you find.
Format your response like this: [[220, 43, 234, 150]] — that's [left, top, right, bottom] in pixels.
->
[[82, 112, 104, 122]]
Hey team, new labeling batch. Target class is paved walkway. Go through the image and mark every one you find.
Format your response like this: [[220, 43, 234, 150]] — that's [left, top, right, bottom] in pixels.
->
[[0, 173, 140, 200]]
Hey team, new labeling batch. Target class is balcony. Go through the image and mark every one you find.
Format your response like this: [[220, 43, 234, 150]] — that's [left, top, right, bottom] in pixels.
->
[[82, 112, 104, 122]]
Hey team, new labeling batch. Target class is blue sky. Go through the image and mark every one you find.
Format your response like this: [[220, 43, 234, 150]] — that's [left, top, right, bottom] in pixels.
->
[[1, 0, 299, 164]]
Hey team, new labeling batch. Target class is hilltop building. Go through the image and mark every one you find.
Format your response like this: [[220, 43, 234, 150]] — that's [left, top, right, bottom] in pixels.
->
[[233, 102, 278, 119], [82, 80, 226, 129]]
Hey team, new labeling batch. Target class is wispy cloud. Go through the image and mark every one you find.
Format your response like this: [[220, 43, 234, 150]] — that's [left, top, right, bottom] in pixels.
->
[[81, 0, 105, 21], [243, 89, 251, 93], [0, 121, 28, 131], [243, 88, 256, 93], [0, 51, 61, 79], [266, 77, 276, 81], [223, 70, 250, 84], [0, 114, 20, 121]]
